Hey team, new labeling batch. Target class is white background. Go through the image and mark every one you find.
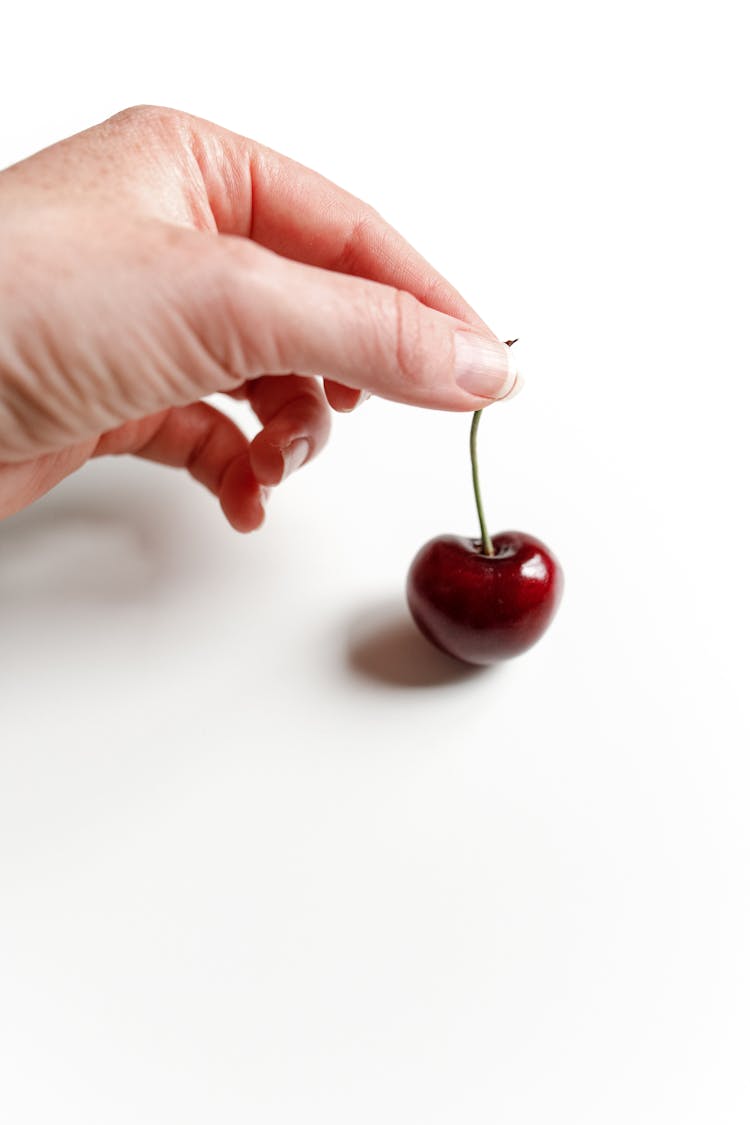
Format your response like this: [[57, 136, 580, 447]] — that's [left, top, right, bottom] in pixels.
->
[[1, 1, 749, 1122]]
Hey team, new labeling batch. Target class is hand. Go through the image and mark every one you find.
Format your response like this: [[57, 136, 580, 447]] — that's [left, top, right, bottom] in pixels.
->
[[0, 106, 520, 530]]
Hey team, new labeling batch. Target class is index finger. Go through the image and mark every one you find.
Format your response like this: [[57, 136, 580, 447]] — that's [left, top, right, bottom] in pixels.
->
[[188, 114, 492, 333]]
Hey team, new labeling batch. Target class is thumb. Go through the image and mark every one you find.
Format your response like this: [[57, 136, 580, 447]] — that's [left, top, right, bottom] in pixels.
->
[[189, 238, 521, 411]]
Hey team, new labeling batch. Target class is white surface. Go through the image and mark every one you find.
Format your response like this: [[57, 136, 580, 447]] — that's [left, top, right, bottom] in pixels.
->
[[2, 2, 749, 1122]]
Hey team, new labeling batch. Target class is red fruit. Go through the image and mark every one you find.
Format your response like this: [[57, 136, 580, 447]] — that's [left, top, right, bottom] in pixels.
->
[[407, 530, 563, 665]]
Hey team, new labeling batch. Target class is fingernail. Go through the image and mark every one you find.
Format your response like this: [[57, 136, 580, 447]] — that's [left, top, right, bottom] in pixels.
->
[[454, 333, 519, 400], [281, 437, 310, 480], [502, 370, 525, 401]]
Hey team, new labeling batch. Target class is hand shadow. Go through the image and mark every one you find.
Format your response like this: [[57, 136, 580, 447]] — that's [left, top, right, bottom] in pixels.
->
[[0, 466, 181, 609], [346, 598, 490, 690]]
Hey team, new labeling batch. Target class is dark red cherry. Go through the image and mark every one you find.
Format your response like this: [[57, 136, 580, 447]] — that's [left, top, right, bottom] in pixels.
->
[[407, 530, 562, 665]]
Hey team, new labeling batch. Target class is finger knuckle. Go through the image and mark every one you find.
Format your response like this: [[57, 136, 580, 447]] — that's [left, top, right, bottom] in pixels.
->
[[392, 287, 426, 387], [335, 206, 383, 275], [187, 240, 280, 378], [106, 104, 188, 140]]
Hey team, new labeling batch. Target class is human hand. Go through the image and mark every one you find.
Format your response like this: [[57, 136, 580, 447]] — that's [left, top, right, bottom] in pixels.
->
[[0, 106, 520, 529]]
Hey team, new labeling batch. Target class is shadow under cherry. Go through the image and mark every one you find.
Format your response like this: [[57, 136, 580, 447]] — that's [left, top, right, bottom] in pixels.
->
[[346, 598, 491, 690]]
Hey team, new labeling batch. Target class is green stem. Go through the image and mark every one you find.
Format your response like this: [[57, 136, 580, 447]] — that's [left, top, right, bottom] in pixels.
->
[[470, 409, 493, 557]]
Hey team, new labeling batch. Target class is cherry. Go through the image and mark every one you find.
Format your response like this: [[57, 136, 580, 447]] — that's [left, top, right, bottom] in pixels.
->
[[407, 529, 562, 664], [406, 348, 563, 665]]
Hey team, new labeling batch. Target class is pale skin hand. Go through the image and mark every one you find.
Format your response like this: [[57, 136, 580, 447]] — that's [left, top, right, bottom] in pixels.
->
[[0, 106, 520, 530]]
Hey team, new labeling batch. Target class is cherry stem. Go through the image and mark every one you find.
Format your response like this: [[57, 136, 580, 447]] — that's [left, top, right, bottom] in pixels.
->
[[470, 409, 494, 557], [469, 339, 518, 559]]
